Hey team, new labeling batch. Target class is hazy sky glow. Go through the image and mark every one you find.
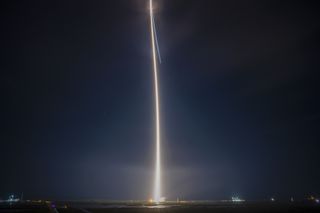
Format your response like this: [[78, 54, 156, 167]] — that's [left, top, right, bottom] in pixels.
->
[[1, 0, 320, 200]]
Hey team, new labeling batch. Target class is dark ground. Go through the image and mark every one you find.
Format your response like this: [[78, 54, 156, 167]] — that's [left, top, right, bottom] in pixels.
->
[[1, 201, 320, 213]]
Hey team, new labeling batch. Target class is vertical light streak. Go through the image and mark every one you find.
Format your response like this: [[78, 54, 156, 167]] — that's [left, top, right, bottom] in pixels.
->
[[149, 0, 161, 203]]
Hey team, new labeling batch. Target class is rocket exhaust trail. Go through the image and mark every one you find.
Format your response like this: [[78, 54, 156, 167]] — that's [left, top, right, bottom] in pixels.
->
[[149, 0, 161, 203], [152, 15, 162, 64]]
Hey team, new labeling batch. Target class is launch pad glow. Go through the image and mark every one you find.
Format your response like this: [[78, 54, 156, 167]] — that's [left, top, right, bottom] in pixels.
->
[[149, 0, 162, 203]]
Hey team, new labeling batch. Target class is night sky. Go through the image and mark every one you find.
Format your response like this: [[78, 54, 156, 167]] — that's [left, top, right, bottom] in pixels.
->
[[1, 0, 320, 201]]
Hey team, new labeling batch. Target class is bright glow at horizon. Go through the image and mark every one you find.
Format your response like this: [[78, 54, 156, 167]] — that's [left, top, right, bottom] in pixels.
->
[[149, 0, 161, 203]]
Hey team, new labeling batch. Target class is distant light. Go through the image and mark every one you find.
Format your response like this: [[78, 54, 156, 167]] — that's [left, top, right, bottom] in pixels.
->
[[315, 199, 320, 204], [7, 195, 19, 203], [271, 198, 275, 202], [148, 198, 153, 203], [232, 197, 245, 202]]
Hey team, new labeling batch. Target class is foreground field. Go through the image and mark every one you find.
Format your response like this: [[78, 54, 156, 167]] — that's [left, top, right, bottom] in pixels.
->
[[1, 201, 320, 213]]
